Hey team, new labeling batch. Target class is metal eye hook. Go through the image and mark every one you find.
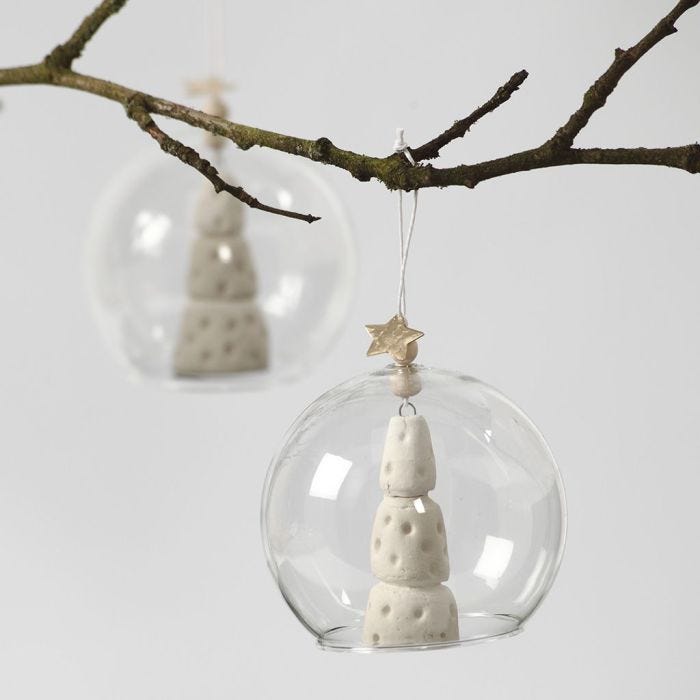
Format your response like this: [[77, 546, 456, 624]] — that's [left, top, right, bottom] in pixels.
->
[[398, 399, 416, 417]]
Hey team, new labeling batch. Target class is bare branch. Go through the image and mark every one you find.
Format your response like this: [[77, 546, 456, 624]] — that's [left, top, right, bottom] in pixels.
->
[[427, 144, 700, 189], [410, 70, 529, 162], [45, 0, 128, 71], [126, 96, 319, 223], [550, 0, 700, 150]]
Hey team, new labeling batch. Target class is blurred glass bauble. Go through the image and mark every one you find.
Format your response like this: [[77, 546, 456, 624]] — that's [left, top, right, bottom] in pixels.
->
[[262, 365, 566, 652], [86, 144, 356, 390]]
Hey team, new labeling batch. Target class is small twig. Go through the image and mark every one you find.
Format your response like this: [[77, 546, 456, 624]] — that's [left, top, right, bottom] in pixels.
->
[[550, 0, 700, 150], [410, 70, 529, 162], [45, 0, 127, 70], [126, 97, 319, 223]]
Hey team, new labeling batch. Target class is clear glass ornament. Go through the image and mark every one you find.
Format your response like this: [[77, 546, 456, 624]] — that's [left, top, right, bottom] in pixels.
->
[[261, 364, 566, 652], [86, 144, 355, 390]]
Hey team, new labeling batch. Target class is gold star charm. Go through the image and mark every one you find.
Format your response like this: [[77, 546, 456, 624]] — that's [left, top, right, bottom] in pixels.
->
[[365, 314, 423, 366]]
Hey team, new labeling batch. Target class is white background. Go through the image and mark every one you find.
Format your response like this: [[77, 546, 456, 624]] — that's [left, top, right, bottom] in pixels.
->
[[1, 1, 699, 698]]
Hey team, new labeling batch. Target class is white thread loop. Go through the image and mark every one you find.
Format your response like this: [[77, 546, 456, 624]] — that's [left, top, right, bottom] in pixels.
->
[[393, 127, 416, 165], [393, 128, 418, 317]]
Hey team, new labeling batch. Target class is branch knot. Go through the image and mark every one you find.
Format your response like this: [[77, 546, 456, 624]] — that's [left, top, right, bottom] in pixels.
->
[[44, 47, 72, 74], [311, 137, 333, 161]]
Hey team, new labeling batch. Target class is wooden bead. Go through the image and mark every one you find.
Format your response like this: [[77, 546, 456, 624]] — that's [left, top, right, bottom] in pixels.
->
[[390, 339, 418, 366], [390, 366, 422, 398]]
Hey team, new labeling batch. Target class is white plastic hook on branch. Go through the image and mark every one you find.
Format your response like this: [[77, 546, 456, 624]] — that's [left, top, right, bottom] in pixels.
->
[[393, 128, 419, 318]]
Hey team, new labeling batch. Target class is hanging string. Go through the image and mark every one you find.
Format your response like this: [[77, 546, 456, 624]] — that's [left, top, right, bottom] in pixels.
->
[[392, 128, 419, 319], [205, 0, 226, 77]]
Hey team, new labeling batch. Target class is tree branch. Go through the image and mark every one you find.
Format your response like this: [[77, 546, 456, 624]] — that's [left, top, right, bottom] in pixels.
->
[[427, 144, 700, 189], [550, 0, 700, 150], [0, 0, 698, 222], [409, 70, 529, 162], [126, 96, 319, 223]]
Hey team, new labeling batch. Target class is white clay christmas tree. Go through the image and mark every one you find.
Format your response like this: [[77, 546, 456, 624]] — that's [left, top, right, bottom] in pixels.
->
[[363, 411, 459, 647], [173, 84, 268, 376]]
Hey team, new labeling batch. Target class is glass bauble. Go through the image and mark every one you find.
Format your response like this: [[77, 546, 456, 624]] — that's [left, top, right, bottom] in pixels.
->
[[86, 145, 355, 390], [262, 365, 566, 652]]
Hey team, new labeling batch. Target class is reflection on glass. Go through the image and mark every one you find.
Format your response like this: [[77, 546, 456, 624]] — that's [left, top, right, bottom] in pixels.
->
[[217, 243, 232, 262], [277, 188, 294, 209], [309, 453, 353, 501], [264, 274, 305, 317], [131, 211, 171, 255], [413, 497, 426, 514], [474, 535, 514, 589]]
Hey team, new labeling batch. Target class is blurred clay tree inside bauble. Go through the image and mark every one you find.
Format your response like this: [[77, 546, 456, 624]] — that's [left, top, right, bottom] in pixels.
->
[[173, 181, 268, 376], [173, 82, 268, 378]]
